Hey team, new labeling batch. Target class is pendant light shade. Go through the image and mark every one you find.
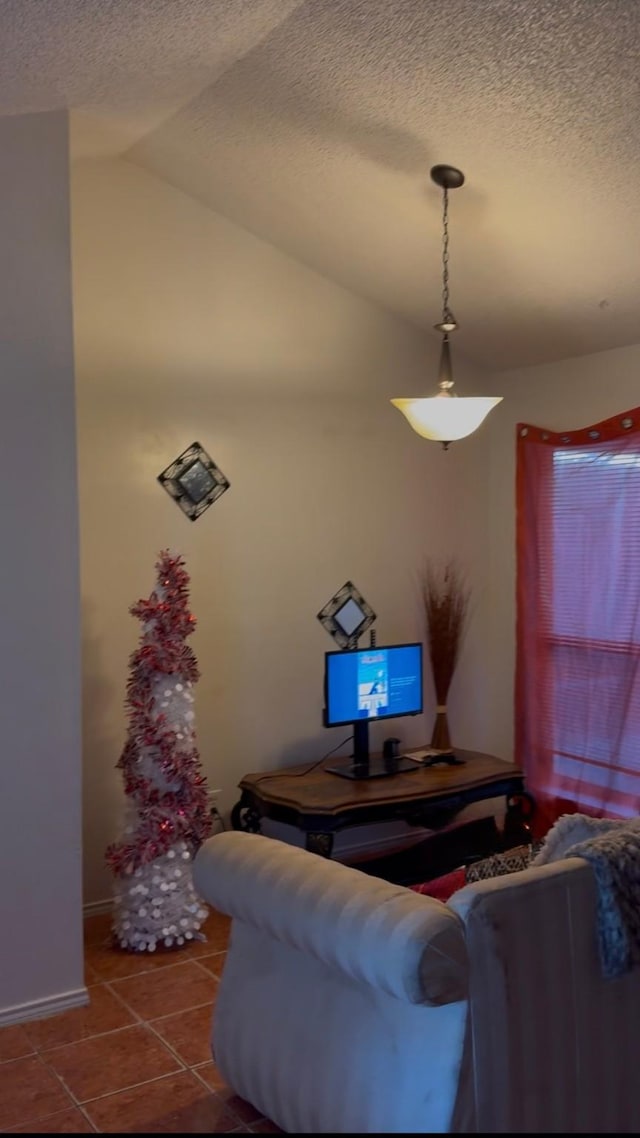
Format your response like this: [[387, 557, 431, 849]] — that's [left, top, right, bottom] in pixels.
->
[[391, 394, 503, 443], [391, 164, 502, 449]]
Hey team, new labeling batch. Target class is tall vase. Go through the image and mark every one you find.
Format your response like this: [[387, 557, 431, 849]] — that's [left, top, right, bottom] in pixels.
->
[[430, 703, 452, 752]]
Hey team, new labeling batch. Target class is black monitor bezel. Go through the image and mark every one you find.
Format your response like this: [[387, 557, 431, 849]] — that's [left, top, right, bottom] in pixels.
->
[[323, 641, 424, 728]]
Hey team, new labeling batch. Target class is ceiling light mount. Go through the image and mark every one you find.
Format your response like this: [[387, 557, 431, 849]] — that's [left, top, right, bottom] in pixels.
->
[[430, 164, 465, 191], [391, 162, 502, 448]]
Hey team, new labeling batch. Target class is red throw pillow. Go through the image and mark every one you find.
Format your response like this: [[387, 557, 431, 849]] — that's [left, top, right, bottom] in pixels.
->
[[410, 867, 466, 903]]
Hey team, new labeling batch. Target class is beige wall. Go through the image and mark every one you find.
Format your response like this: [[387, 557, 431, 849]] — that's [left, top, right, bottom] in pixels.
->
[[0, 111, 84, 1021], [483, 342, 640, 764], [72, 157, 495, 904]]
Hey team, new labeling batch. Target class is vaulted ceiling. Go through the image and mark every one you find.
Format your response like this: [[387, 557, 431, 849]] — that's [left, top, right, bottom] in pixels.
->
[[2, 0, 640, 371]]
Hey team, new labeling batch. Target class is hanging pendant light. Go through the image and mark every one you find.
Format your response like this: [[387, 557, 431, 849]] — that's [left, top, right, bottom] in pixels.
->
[[391, 164, 502, 450]]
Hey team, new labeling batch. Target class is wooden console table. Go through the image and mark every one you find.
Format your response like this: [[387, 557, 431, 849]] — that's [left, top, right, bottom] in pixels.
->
[[231, 749, 533, 864]]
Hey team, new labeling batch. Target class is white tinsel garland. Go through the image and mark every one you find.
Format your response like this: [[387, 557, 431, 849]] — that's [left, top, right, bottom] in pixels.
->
[[112, 838, 208, 952]]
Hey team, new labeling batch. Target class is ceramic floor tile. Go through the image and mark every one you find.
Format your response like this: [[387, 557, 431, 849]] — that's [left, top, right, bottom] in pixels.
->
[[83, 913, 114, 946], [187, 912, 231, 956], [84, 940, 193, 982], [82, 1070, 241, 1133], [191, 1060, 228, 1093], [149, 1002, 216, 1067], [0, 911, 241, 1133], [215, 1089, 264, 1126], [6, 1105, 96, 1132], [0, 1023, 35, 1062], [25, 985, 136, 1050], [110, 960, 218, 1020], [0, 1055, 75, 1130], [83, 960, 102, 984], [43, 1023, 181, 1103], [195, 952, 226, 977], [188, 1062, 266, 1126], [193, 1067, 263, 1126], [82, 907, 229, 974]]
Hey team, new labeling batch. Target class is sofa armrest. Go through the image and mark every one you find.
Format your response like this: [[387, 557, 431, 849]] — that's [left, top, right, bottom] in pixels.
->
[[193, 831, 468, 1006]]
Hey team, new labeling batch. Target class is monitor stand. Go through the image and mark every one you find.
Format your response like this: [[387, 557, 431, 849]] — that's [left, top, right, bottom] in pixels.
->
[[326, 755, 419, 780], [326, 721, 419, 780]]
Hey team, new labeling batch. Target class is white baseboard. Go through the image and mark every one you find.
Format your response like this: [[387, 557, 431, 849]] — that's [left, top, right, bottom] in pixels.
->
[[0, 986, 89, 1027], [83, 897, 113, 918]]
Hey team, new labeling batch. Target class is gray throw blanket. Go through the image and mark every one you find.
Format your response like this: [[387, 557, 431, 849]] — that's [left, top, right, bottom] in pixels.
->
[[533, 814, 640, 979]]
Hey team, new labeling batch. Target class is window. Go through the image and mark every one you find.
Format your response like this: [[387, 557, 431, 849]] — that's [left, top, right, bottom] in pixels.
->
[[515, 409, 640, 830]]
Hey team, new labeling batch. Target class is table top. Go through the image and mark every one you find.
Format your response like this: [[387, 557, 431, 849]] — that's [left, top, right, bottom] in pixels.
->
[[239, 748, 523, 818]]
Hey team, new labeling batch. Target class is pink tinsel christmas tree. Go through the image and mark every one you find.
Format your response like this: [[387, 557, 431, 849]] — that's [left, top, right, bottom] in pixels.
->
[[106, 550, 213, 952]]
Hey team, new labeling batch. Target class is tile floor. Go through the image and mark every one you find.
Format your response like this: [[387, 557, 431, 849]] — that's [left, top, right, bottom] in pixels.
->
[[0, 909, 282, 1133]]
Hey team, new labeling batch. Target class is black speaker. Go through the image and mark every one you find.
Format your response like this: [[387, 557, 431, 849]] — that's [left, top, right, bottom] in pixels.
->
[[382, 737, 401, 759]]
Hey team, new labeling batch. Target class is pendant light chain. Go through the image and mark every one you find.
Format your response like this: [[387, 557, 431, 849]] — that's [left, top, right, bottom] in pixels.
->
[[390, 163, 503, 446], [441, 186, 453, 325]]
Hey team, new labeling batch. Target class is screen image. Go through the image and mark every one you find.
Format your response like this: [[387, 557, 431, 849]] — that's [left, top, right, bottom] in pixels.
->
[[325, 643, 423, 726]]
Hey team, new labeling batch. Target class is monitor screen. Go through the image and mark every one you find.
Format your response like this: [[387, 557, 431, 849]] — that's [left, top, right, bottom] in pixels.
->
[[324, 642, 423, 727]]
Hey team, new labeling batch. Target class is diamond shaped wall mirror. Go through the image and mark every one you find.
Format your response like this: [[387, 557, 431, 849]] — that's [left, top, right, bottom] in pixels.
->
[[317, 581, 376, 649], [158, 442, 230, 521]]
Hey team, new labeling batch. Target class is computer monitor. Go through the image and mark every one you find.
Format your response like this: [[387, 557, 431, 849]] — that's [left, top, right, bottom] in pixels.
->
[[323, 642, 423, 779]]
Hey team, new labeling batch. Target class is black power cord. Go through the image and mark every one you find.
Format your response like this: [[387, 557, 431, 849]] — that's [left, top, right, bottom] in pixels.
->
[[210, 803, 226, 832], [252, 733, 354, 786]]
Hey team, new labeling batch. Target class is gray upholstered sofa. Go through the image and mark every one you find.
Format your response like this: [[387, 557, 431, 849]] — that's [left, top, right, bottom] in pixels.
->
[[193, 829, 640, 1133]]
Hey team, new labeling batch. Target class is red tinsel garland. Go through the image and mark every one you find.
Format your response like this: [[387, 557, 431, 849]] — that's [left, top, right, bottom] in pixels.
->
[[105, 550, 213, 877]]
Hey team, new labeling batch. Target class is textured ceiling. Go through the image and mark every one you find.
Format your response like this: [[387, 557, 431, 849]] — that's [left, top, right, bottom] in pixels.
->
[[2, 0, 640, 371]]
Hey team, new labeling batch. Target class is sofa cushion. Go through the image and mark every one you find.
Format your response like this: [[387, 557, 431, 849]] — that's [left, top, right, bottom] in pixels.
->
[[411, 867, 467, 902], [410, 844, 536, 903], [465, 843, 534, 882]]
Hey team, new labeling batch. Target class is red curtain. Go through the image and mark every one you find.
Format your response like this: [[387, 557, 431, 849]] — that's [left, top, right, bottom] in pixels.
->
[[516, 407, 640, 836]]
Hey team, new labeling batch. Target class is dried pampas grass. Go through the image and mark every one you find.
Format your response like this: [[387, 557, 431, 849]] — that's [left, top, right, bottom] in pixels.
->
[[420, 559, 471, 751]]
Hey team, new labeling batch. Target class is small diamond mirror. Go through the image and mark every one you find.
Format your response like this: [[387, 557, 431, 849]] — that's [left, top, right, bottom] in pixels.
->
[[158, 442, 230, 521], [317, 581, 376, 649]]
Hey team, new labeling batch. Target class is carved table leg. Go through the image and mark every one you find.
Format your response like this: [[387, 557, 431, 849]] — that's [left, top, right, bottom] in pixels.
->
[[305, 831, 334, 858], [230, 793, 262, 834]]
